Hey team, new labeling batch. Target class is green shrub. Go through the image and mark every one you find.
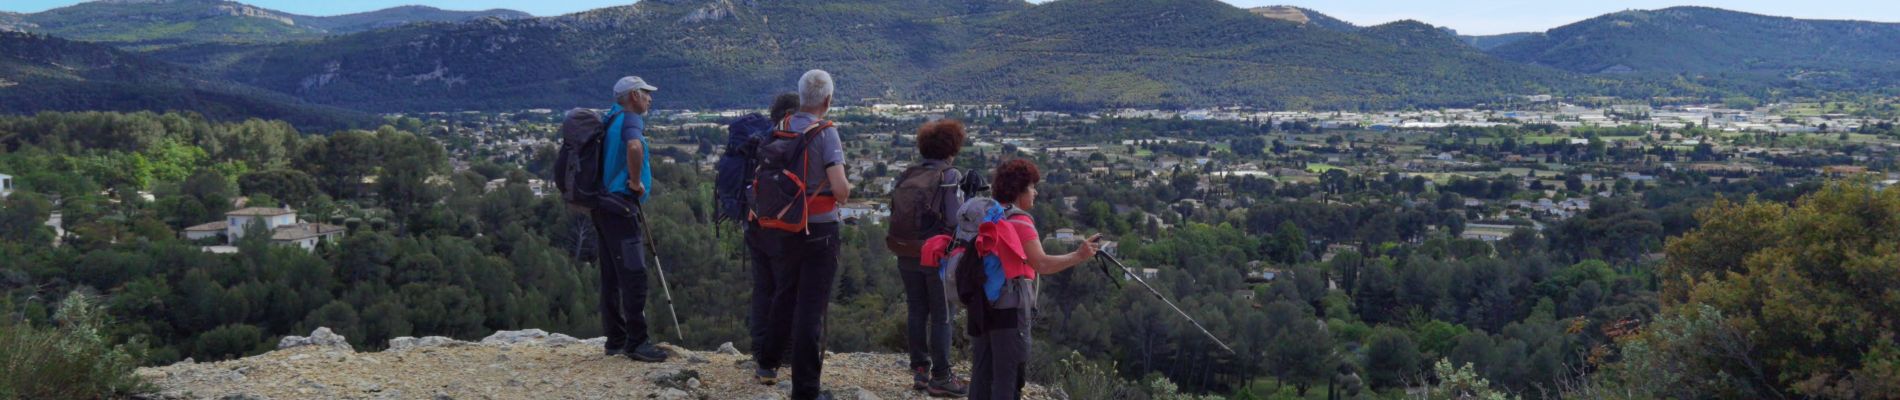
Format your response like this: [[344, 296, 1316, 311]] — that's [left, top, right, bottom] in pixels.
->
[[1049, 351, 1149, 400], [0, 292, 150, 399]]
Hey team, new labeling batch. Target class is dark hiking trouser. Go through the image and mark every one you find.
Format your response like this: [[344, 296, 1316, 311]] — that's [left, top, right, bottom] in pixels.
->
[[592, 206, 650, 352], [745, 223, 776, 358], [754, 222, 841, 400], [899, 256, 954, 379], [971, 310, 1031, 400]]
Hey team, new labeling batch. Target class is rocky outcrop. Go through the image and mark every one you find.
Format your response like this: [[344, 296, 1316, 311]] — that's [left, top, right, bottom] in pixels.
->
[[138, 327, 1057, 400], [273, 327, 351, 351]]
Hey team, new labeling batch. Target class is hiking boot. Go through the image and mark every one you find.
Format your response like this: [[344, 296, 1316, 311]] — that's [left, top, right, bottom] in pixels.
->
[[625, 342, 667, 362], [755, 368, 779, 386], [912, 367, 929, 390], [927, 374, 970, 397]]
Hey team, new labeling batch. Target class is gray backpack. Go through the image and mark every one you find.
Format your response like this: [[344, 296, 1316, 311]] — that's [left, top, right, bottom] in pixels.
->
[[936, 197, 996, 307]]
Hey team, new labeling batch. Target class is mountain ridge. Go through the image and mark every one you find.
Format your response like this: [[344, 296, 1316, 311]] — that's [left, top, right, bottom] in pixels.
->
[[8, 1, 1900, 116], [1489, 6, 1900, 80], [0, 31, 371, 129], [7, 0, 532, 47], [186, 0, 1591, 112]]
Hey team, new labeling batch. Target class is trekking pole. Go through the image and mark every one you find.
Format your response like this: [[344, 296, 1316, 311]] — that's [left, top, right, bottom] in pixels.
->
[[1097, 252, 1237, 355], [635, 210, 686, 342]]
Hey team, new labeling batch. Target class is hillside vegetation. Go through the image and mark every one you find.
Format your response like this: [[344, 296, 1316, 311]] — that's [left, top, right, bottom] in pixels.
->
[[1491, 6, 1900, 88], [7, 0, 529, 48], [0, 32, 370, 130]]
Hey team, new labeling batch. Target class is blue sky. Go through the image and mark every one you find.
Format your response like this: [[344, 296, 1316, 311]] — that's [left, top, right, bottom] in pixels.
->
[[5, 0, 1898, 35]]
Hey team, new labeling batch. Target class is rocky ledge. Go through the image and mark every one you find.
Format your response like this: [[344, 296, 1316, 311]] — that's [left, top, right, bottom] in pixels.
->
[[136, 327, 1056, 400]]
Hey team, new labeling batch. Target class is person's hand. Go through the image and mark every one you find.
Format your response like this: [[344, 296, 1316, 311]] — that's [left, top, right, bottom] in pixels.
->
[[1077, 234, 1102, 259], [629, 179, 646, 197]]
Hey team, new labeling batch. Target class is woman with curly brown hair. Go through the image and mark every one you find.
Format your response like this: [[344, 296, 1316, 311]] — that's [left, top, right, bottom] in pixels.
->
[[969, 159, 1098, 400], [887, 119, 971, 397]]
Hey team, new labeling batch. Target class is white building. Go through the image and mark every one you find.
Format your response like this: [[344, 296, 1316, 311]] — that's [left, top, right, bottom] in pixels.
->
[[484, 178, 555, 197], [839, 202, 888, 226], [1, 173, 12, 198], [182, 221, 228, 242], [185, 207, 346, 252], [271, 223, 349, 251], [226, 207, 298, 240]]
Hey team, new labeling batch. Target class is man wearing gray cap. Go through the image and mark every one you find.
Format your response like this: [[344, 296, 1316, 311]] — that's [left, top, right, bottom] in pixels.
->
[[754, 69, 852, 400], [593, 76, 668, 363]]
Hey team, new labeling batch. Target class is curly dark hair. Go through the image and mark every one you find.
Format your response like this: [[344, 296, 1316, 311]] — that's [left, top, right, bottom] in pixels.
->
[[916, 119, 966, 160], [991, 159, 1041, 205], [769, 93, 801, 124]]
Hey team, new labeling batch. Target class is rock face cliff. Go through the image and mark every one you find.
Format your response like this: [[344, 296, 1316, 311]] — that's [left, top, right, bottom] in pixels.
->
[[136, 327, 1056, 400]]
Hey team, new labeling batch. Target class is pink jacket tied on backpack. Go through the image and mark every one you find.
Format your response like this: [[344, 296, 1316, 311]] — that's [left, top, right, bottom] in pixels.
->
[[920, 235, 956, 268], [977, 213, 1036, 280], [933, 199, 1038, 313]]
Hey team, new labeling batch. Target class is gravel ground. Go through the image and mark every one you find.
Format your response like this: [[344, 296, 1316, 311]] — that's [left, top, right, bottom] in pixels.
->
[[135, 328, 1057, 400]]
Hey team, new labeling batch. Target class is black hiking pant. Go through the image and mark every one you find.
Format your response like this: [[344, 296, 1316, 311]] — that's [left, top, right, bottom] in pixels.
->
[[971, 309, 1030, 400], [754, 222, 841, 400], [592, 205, 650, 352], [746, 222, 776, 358], [899, 256, 954, 379]]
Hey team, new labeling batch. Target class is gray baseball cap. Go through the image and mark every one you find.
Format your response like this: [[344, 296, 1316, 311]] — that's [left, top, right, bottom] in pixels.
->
[[955, 197, 1001, 241], [613, 76, 658, 97]]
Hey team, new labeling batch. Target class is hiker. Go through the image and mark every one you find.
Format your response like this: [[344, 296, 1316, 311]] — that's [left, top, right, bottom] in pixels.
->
[[886, 119, 970, 397], [969, 159, 1099, 400], [753, 70, 852, 400], [594, 76, 668, 362], [747, 92, 803, 369]]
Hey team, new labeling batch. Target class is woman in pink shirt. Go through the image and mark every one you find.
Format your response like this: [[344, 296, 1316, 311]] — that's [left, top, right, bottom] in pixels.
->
[[969, 159, 1098, 400]]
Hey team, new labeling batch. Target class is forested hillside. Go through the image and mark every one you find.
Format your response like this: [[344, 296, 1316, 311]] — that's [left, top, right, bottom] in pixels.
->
[[0, 32, 371, 130], [6, 0, 529, 48], [193, 0, 1605, 112], [1491, 6, 1900, 86]]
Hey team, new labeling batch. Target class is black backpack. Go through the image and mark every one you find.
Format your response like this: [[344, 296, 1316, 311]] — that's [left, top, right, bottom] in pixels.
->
[[714, 113, 772, 225], [553, 108, 630, 215], [885, 162, 956, 257], [751, 118, 833, 233]]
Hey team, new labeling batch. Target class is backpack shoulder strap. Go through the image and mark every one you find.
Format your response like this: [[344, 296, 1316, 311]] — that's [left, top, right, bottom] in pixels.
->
[[1003, 207, 1033, 227], [604, 109, 623, 126], [804, 119, 834, 134]]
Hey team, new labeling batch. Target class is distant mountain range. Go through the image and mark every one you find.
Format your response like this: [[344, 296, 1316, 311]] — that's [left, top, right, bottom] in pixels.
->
[[0, 0, 529, 48], [0, 31, 369, 129], [1490, 6, 1900, 86], [2, 0, 1899, 119], [142, 0, 1603, 112]]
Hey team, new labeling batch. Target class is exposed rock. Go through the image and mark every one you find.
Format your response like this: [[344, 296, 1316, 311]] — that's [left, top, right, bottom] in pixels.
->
[[835, 386, 882, 400], [646, 368, 700, 390], [139, 328, 1057, 399], [478, 329, 548, 346], [716, 342, 742, 355], [275, 327, 352, 352], [543, 333, 581, 346], [471, 329, 582, 347], [388, 336, 462, 351], [654, 387, 691, 400]]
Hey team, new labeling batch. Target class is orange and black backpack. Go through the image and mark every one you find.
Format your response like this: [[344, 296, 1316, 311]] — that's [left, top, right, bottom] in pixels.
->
[[750, 118, 835, 233]]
